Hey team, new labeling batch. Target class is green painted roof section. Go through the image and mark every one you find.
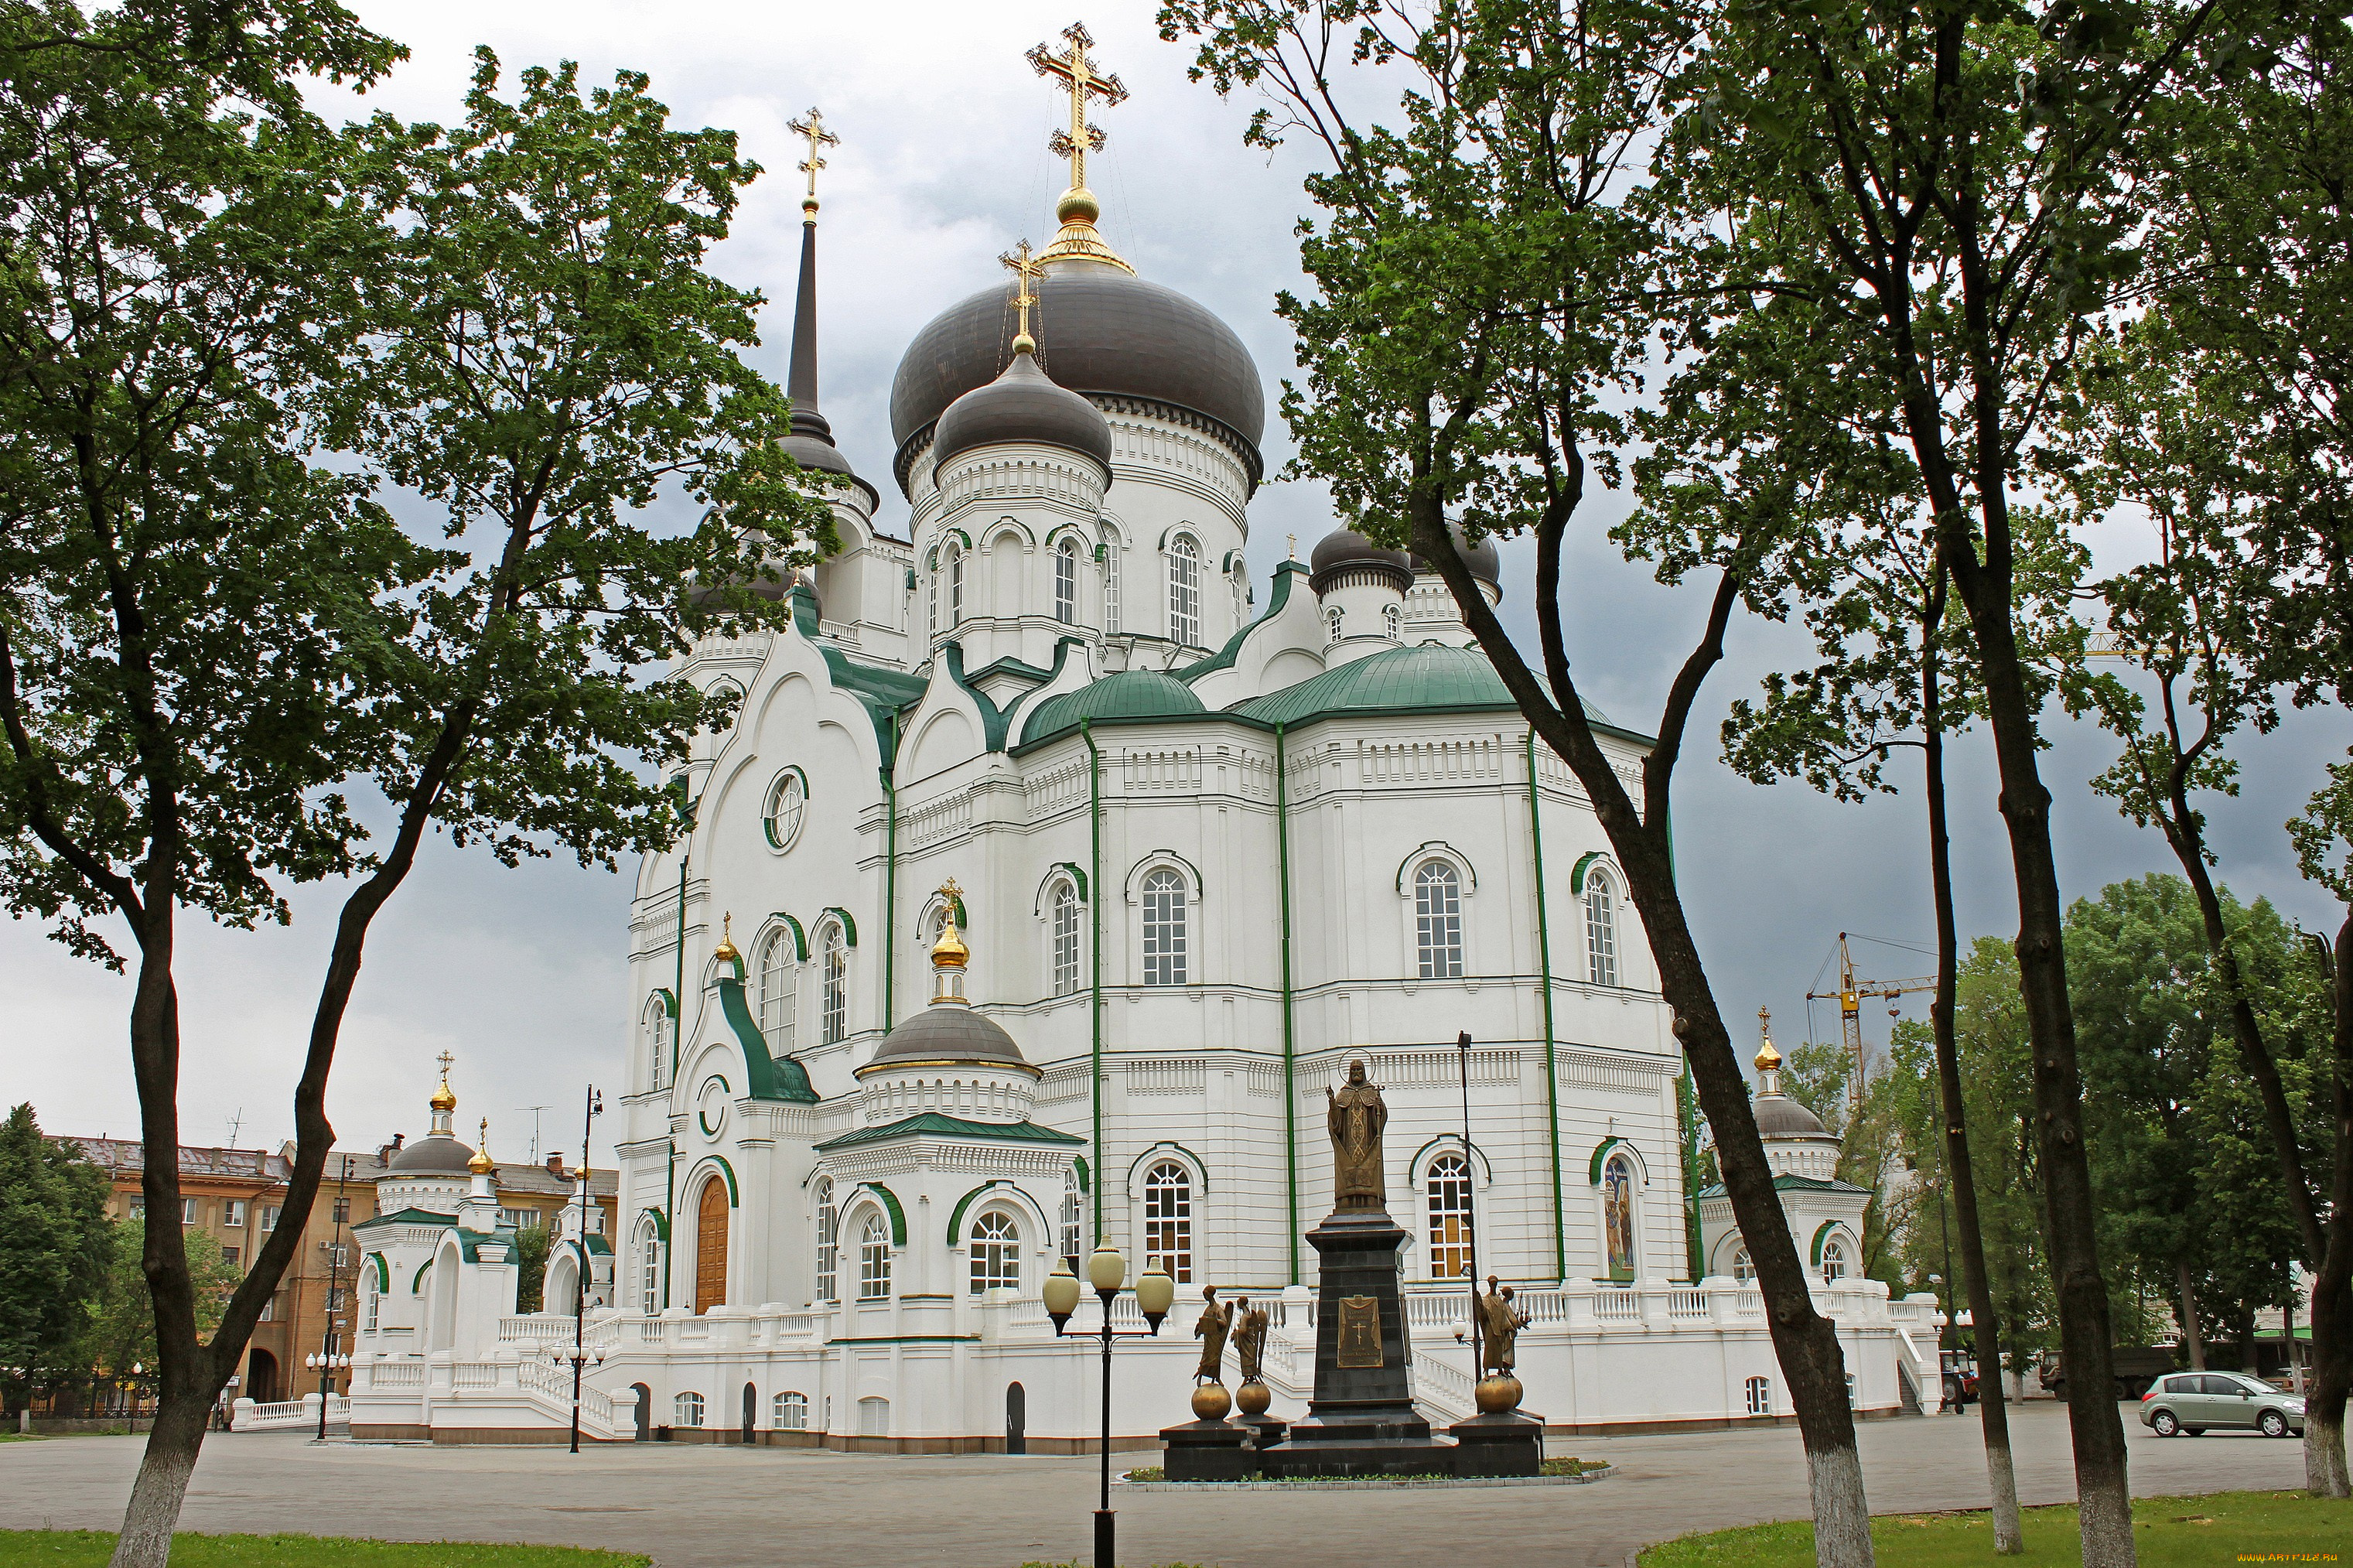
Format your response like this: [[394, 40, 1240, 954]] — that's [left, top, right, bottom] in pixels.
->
[[818, 646, 927, 770], [1176, 560, 1303, 682], [718, 975, 820, 1103], [1023, 669, 1207, 745], [357, 1208, 456, 1231], [457, 1225, 524, 1263], [813, 1113, 1088, 1153], [1698, 1173, 1873, 1199], [1230, 642, 1619, 730]]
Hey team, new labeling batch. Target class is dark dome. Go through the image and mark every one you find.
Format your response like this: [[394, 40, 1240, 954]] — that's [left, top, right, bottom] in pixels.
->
[[890, 260, 1264, 485], [1309, 528, 1411, 576], [1410, 522, 1503, 587], [933, 350, 1112, 477], [1754, 1095, 1831, 1139], [388, 1132, 476, 1177], [688, 567, 800, 608], [865, 1004, 1029, 1069], [781, 432, 878, 511]]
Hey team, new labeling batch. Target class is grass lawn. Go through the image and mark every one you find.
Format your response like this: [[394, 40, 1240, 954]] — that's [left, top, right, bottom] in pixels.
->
[[1641, 1490, 2350, 1568], [0, 1532, 649, 1567]]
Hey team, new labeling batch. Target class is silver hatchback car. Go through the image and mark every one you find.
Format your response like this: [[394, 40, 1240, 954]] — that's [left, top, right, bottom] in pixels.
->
[[2140, 1371, 2305, 1438]]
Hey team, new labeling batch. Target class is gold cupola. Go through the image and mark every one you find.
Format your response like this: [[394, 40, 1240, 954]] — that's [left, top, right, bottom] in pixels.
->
[[429, 1051, 457, 1136], [931, 878, 970, 1004], [713, 911, 740, 967], [1027, 23, 1135, 273], [469, 1119, 497, 1176]]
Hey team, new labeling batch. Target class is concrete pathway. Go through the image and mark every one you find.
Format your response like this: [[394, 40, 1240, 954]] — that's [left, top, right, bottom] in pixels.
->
[[0, 1402, 2310, 1567]]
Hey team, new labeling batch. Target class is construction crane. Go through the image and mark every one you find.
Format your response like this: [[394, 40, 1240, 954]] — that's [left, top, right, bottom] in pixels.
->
[[1805, 933, 1937, 1122]]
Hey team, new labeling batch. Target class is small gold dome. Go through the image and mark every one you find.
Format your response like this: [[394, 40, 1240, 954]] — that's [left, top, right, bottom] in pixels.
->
[[933, 910, 968, 970], [1754, 1006, 1781, 1072], [429, 1079, 457, 1114], [712, 911, 740, 965], [469, 1119, 495, 1175]]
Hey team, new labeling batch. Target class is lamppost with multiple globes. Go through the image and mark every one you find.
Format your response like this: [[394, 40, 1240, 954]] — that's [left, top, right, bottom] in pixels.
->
[[1043, 1242, 1175, 1568], [305, 1352, 350, 1436]]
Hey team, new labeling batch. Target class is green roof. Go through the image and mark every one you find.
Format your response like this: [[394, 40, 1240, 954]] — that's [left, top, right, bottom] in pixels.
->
[[1176, 560, 1304, 682], [813, 1113, 1088, 1153], [1698, 1173, 1873, 1199], [1230, 642, 1618, 730], [1022, 669, 1206, 745], [356, 1207, 455, 1231], [819, 646, 927, 770]]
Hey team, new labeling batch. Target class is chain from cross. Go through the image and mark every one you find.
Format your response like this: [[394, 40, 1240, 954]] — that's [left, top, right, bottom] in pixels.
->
[[999, 240, 1043, 347], [1027, 22, 1126, 194], [787, 108, 838, 208]]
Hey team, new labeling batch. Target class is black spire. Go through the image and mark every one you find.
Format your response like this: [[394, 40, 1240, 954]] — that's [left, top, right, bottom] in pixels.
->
[[787, 212, 832, 444]]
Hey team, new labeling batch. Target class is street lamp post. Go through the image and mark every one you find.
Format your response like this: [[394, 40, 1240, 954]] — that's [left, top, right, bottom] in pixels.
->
[[555, 1083, 605, 1454], [304, 1352, 349, 1433], [1043, 1243, 1175, 1568], [316, 1154, 354, 1440]]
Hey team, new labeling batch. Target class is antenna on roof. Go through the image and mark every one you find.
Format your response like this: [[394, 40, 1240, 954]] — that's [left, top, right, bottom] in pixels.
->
[[517, 1105, 552, 1166], [224, 1108, 244, 1149]]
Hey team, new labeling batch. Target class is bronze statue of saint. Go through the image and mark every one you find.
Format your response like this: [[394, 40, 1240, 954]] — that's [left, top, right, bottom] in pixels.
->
[[1327, 1058, 1388, 1211], [1231, 1296, 1269, 1384], [1192, 1286, 1230, 1384], [1477, 1276, 1531, 1376]]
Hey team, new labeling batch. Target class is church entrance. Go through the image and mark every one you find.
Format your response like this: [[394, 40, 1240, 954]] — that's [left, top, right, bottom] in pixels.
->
[[741, 1382, 756, 1444], [693, 1178, 728, 1315], [1005, 1382, 1025, 1454], [630, 1383, 651, 1440]]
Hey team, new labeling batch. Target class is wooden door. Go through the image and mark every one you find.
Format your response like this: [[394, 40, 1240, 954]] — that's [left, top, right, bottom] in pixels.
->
[[693, 1179, 728, 1315]]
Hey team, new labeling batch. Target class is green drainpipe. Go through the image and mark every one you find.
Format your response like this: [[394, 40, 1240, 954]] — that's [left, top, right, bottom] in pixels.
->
[[1527, 731, 1566, 1281], [1276, 720, 1299, 1285], [1082, 720, 1105, 1245], [883, 710, 900, 1033], [666, 851, 687, 1307], [661, 1139, 675, 1310]]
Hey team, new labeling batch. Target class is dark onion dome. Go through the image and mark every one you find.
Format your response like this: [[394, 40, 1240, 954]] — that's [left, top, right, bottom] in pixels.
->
[[781, 429, 878, 511], [862, 1003, 1032, 1072], [1308, 527, 1413, 593], [890, 261, 1265, 493], [388, 1132, 476, 1177], [931, 346, 1114, 480], [1231, 641, 1620, 730], [687, 566, 805, 609], [1409, 521, 1503, 589], [1020, 668, 1207, 744], [1754, 1094, 1832, 1139]]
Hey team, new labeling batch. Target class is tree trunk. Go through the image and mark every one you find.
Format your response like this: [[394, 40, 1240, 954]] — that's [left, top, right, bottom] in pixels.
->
[[109, 1388, 212, 1568], [1922, 611, 2024, 1553], [2303, 910, 2351, 1496], [2177, 1260, 2206, 1372]]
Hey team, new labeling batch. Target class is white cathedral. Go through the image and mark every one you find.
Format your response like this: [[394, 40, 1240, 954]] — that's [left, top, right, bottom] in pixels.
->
[[348, 48, 1941, 1448]]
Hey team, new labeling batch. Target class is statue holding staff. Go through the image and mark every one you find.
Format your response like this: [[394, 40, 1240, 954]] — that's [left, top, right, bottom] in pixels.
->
[[1326, 1058, 1388, 1211]]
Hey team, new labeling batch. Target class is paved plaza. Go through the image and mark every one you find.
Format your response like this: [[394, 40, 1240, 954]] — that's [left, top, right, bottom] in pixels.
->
[[1, 1401, 2311, 1567]]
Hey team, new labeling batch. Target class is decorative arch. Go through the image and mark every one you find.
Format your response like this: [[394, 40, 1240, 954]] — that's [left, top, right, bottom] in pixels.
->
[[845, 1182, 906, 1246], [945, 1180, 1052, 1246], [930, 526, 975, 557], [757, 911, 808, 964], [364, 1251, 390, 1291], [983, 516, 1035, 549], [1407, 1134, 1494, 1187], [1569, 850, 1610, 893], [686, 1154, 739, 1207], [1044, 522, 1094, 552], [636, 1206, 671, 1242], [1811, 1220, 1856, 1266], [1033, 863, 1089, 914], [1395, 841, 1479, 895], [411, 1255, 434, 1294], [1587, 1136, 1646, 1185], [818, 907, 859, 947], [1125, 1142, 1210, 1197], [917, 887, 970, 938], [1123, 851, 1204, 903]]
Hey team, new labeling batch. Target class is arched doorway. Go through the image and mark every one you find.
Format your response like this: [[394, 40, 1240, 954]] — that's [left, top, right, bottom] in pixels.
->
[[741, 1381, 756, 1445], [630, 1382, 651, 1441], [245, 1348, 279, 1404], [1005, 1382, 1026, 1455], [693, 1177, 728, 1315]]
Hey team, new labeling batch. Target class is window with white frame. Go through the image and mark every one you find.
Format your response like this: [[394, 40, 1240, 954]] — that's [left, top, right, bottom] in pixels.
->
[[364, 1277, 380, 1333], [1059, 1170, 1082, 1272], [814, 1178, 838, 1303], [1230, 568, 1246, 627], [1167, 534, 1201, 646], [968, 1211, 1019, 1294], [1745, 1375, 1771, 1416], [820, 924, 848, 1045], [498, 1207, 537, 1232], [1586, 869, 1619, 986], [1051, 881, 1082, 996], [944, 540, 965, 628], [1425, 1153, 1474, 1279], [1821, 1236, 1849, 1281], [1103, 542, 1121, 632], [1054, 538, 1079, 624], [1382, 602, 1402, 641], [642, 994, 671, 1090], [1142, 1162, 1194, 1283], [675, 1391, 705, 1427], [763, 770, 807, 851], [181, 1197, 198, 1225], [261, 1205, 279, 1232], [774, 1391, 808, 1430], [224, 1199, 247, 1228], [1141, 868, 1189, 986], [1414, 860, 1464, 979], [1327, 606, 1343, 644], [637, 1218, 662, 1315], [758, 930, 797, 1050], [1732, 1246, 1754, 1283], [1846, 1372, 1859, 1408], [858, 1214, 892, 1300], [927, 549, 939, 640]]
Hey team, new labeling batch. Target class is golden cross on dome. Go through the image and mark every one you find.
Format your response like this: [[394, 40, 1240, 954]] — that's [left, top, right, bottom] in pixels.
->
[[937, 875, 964, 907], [787, 108, 837, 212], [1288, 533, 1297, 560], [436, 1050, 454, 1080], [999, 240, 1043, 352], [1029, 22, 1125, 196]]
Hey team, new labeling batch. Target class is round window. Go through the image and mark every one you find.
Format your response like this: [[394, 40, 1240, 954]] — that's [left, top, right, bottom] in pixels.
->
[[763, 770, 807, 851]]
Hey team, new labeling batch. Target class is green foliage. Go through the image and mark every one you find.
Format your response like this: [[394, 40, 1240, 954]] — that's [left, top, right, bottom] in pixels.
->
[[510, 1226, 552, 1316], [77, 1218, 241, 1383], [0, 1532, 649, 1566], [0, 1106, 112, 1401]]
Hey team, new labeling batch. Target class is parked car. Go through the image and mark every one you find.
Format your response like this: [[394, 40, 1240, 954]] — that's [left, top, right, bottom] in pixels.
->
[[1940, 1349, 1980, 1406], [2040, 1345, 2178, 1399], [2138, 1371, 2306, 1438]]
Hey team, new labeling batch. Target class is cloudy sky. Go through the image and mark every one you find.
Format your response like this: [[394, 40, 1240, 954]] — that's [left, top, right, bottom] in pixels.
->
[[5, 0, 2342, 1163]]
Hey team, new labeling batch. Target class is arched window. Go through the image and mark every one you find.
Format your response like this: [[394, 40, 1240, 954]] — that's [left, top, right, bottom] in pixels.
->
[[1059, 1170, 1082, 1272], [1732, 1246, 1754, 1283], [675, 1391, 705, 1428], [1586, 869, 1619, 987], [1425, 1153, 1473, 1280], [820, 924, 848, 1045], [774, 1391, 808, 1430], [969, 1211, 1019, 1294], [1327, 606, 1344, 644], [1051, 880, 1082, 997], [1141, 868, 1188, 987], [1821, 1236, 1849, 1282], [1103, 543, 1122, 632], [1054, 538, 1079, 624], [814, 1179, 838, 1303], [636, 1217, 662, 1316], [1414, 860, 1463, 979], [944, 539, 965, 630], [763, 770, 807, 851], [857, 1214, 892, 1300], [927, 549, 939, 641], [1230, 569, 1246, 626], [1168, 535, 1201, 647], [758, 931, 796, 1050], [1744, 1376, 1771, 1416], [1382, 602, 1402, 641], [1142, 1162, 1193, 1283], [364, 1275, 381, 1334], [641, 995, 671, 1091], [1602, 1152, 1636, 1279]]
